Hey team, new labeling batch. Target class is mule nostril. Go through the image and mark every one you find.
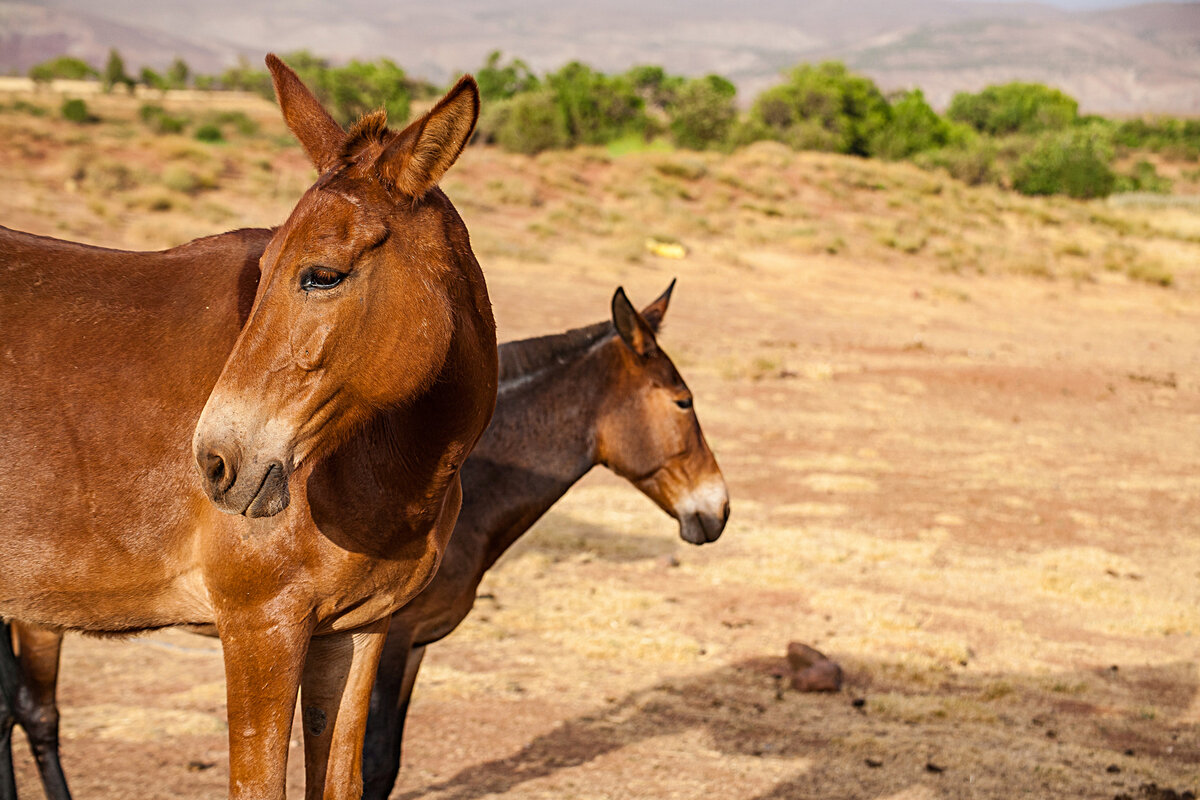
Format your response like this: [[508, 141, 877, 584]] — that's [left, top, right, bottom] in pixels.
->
[[721, 500, 731, 524], [203, 451, 236, 496]]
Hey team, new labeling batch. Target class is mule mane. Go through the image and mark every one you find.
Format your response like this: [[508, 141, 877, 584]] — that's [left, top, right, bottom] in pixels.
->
[[498, 320, 614, 384], [338, 109, 391, 167]]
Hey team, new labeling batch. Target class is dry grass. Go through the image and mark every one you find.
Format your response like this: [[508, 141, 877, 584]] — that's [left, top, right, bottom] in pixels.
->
[[2, 88, 1199, 799]]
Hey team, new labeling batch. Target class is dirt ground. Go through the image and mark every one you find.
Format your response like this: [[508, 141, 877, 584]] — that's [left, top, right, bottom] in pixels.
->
[[1, 90, 1198, 799]]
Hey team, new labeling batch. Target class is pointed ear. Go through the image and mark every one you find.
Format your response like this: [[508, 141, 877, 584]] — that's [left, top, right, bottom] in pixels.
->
[[376, 75, 480, 197], [612, 287, 659, 358], [266, 53, 346, 174], [639, 278, 676, 333]]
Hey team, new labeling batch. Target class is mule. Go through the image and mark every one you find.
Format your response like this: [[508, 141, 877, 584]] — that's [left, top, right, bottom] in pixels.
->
[[2, 284, 728, 800], [361, 283, 729, 799], [0, 53, 497, 800]]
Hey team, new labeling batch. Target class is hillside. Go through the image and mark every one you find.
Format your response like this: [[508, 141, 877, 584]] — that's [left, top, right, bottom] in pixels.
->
[[3, 0, 1200, 113], [1, 87, 1199, 800]]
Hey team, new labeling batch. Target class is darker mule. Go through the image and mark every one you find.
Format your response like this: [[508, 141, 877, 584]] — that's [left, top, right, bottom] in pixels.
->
[[0, 53, 496, 800], [362, 284, 729, 798]]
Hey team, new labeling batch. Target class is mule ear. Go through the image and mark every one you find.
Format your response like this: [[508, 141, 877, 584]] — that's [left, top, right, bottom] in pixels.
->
[[376, 75, 480, 197], [266, 53, 346, 174], [612, 287, 658, 358], [639, 278, 676, 333]]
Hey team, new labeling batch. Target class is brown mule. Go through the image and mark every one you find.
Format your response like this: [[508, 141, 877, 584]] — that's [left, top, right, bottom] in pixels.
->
[[4, 285, 728, 800], [361, 283, 730, 798], [0, 52, 497, 800]]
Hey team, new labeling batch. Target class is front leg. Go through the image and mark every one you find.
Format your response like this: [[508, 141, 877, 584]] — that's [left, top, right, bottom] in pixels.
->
[[218, 613, 313, 800], [301, 618, 389, 800], [12, 622, 70, 800], [362, 622, 423, 800]]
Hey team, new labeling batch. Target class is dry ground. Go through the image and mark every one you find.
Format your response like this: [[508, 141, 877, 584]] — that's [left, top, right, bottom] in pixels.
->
[[1, 90, 1198, 799]]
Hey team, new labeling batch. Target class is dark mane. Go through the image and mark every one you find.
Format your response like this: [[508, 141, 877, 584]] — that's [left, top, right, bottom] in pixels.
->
[[498, 320, 613, 384], [339, 108, 391, 165]]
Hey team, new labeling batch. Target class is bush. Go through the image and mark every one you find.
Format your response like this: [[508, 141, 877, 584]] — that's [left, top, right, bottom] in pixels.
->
[[947, 82, 1078, 136], [1113, 118, 1200, 161], [1011, 127, 1115, 198], [139, 104, 188, 134], [60, 98, 93, 124], [546, 61, 648, 146], [212, 110, 259, 136], [30, 56, 97, 83], [749, 61, 890, 156], [102, 48, 135, 93], [914, 135, 1000, 186], [870, 89, 955, 160], [668, 75, 737, 150], [475, 51, 540, 103], [1115, 160, 1172, 194], [194, 123, 224, 143], [485, 90, 570, 154]]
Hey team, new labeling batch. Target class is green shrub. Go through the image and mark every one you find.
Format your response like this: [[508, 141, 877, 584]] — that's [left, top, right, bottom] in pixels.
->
[[947, 82, 1078, 136], [1011, 127, 1115, 198], [870, 89, 954, 160], [914, 136, 1000, 186], [194, 123, 224, 143], [1113, 118, 1200, 161], [29, 56, 97, 83], [475, 51, 540, 103], [138, 104, 188, 134], [212, 110, 259, 136], [139, 67, 166, 91], [61, 98, 93, 124], [486, 90, 570, 154], [668, 75, 737, 150], [1115, 160, 1172, 194], [546, 61, 648, 146], [102, 48, 135, 93], [749, 61, 890, 156]]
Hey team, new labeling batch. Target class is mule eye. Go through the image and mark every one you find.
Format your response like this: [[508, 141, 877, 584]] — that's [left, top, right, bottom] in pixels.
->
[[675, 397, 693, 410], [301, 267, 345, 291]]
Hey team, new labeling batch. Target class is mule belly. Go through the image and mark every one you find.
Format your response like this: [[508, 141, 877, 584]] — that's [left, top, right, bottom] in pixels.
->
[[0, 564, 214, 633]]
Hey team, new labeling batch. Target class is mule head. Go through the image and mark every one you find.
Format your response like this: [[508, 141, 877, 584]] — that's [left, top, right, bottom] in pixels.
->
[[193, 54, 481, 517], [595, 283, 730, 544]]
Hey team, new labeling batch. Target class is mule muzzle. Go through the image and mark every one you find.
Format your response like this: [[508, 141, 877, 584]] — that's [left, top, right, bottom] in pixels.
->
[[198, 444, 291, 518], [677, 482, 730, 545]]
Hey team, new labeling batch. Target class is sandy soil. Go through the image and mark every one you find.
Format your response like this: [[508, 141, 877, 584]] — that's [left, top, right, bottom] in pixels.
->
[[1, 90, 1198, 799]]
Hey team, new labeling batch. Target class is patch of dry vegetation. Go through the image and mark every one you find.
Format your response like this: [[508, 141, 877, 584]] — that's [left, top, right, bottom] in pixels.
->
[[3, 88, 1199, 800]]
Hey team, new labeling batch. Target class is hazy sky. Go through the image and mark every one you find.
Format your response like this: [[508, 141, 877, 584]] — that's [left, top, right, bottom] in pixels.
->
[[964, 0, 1197, 6]]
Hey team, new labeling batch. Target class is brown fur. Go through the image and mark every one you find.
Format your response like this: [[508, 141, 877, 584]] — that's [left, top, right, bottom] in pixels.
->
[[0, 53, 496, 800], [5, 287, 728, 800], [360, 286, 730, 798]]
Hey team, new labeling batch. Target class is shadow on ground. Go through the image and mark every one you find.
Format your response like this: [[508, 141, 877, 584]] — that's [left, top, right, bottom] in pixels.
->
[[396, 654, 1199, 800]]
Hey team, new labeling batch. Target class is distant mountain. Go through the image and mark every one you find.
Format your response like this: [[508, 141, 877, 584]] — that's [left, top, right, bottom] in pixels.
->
[[0, 3, 247, 75], [2, 0, 1198, 113]]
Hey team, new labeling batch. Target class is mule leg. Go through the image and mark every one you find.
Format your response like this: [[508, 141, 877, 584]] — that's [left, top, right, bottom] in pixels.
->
[[300, 618, 389, 800], [218, 614, 312, 800], [362, 625, 424, 800], [11, 623, 69, 800], [0, 623, 19, 800]]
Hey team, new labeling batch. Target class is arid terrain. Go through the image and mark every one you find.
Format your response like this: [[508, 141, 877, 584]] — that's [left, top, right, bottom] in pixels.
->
[[1, 89, 1198, 799]]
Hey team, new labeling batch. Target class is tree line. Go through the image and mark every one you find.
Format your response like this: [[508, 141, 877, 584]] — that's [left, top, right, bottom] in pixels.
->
[[26, 50, 1200, 199]]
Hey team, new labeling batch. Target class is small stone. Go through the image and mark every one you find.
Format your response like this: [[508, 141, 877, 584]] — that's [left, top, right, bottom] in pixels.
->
[[925, 761, 945, 774], [791, 658, 843, 692], [786, 642, 826, 671], [865, 758, 883, 768], [657, 554, 681, 568], [852, 697, 866, 708], [186, 760, 215, 772], [1106, 764, 1121, 774]]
